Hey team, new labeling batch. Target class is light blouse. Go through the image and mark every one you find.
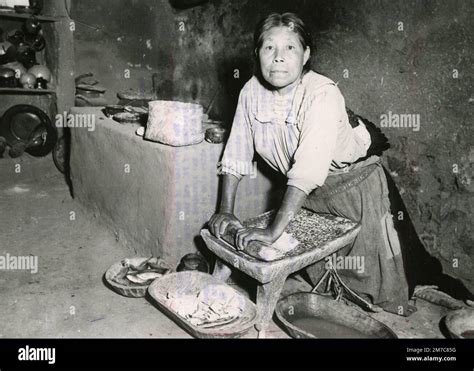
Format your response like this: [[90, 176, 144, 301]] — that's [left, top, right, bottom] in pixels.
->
[[220, 71, 371, 195]]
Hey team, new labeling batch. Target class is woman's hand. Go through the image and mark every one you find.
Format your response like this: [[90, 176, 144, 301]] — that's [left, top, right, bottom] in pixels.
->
[[208, 212, 243, 239], [235, 227, 278, 251], [233, 186, 308, 251]]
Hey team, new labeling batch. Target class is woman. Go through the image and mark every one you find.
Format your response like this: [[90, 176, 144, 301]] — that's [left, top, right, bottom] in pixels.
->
[[209, 12, 410, 315]]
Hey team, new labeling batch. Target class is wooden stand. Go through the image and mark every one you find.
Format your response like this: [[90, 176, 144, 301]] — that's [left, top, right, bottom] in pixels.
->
[[201, 222, 361, 337]]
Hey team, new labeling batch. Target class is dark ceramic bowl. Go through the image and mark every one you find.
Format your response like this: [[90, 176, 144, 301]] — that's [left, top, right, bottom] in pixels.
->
[[103, 105, 125, 117], [177, 253, 209, 273], [276, 293, 398, 339], [34, 77, 48, 89], [113, 112, 142, 124], [205, 127, 226, 144], [0, 67, 17, 88], [445, 309, 474, 338]]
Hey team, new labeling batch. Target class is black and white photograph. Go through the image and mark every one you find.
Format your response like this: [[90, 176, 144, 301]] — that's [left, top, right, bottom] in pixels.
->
[[0, 0, 472, 368]]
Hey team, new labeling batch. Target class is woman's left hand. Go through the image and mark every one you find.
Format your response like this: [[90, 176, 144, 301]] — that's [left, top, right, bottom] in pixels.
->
[[235, 227, 278, 251]]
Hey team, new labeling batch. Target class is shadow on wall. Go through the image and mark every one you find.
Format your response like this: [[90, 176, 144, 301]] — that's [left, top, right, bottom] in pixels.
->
[[61, 128, 74, 198], [215, 55, 255, 123], [384, 168, 473, 301]]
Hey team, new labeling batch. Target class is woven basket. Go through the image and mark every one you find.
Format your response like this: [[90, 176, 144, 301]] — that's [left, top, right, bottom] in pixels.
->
[[105, 257, 172, 298], [148, 272, 257, 338], [144, 101, 204, 146]]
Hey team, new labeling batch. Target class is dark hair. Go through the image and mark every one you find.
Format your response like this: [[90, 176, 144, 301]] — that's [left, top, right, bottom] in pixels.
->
[[253, 12, 313, 71]]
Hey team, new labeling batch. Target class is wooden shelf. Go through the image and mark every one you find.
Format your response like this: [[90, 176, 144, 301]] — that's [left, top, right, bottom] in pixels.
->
[[0, 0, 74, 138], [0, 87, 56, 94], [0, 10, 60, 22]]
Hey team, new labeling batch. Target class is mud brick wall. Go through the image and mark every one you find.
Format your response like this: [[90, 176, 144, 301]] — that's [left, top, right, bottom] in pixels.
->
[[69, 108, 283, 266]]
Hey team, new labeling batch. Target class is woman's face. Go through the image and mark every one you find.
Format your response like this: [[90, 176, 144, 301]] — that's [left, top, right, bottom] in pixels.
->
[[258, 26, 310, 91]]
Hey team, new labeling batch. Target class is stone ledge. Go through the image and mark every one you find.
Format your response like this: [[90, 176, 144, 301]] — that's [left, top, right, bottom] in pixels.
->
[[70, 107, 280, 265]]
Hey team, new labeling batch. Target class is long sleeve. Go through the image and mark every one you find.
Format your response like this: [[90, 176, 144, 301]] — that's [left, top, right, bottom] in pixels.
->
[[286, 84, 343, 195], [220, 89, 255, 179]]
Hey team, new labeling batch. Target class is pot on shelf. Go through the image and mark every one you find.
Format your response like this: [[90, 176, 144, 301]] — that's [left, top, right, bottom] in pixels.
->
[[176, 254, 209, 273], [13, 0, 44, 15], [29, 0, 44, 15], [19, 72, 36, 88], [0, 67, 17, 88], [28, 64, 51, 82], [0, 40, 16, 65], [2, 61, 27, 79]]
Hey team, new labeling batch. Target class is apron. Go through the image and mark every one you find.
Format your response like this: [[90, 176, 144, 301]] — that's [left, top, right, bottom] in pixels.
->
[[303, 156, 411, 316]]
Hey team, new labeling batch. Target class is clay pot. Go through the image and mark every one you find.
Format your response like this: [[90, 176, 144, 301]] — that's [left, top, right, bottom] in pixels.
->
[[27, 34, 46, 51], [20, 72, 36, 88], [35, 77, 47, 89], [3, 61, 27, 78], [0, 67, 15, 78], [176, 254, 209, 273], [29, 0, 44, 15], [6, 30, 25, 46], [205, 127, 226, 144], [0, 40, 16, 65], [23, 18, 42, 35], [103, 105, 125, 117], [445, 309, 474, 339], [0, 67, 17, 87], [16, 45, 36, 69], [0, 40, 12, 56], [28, 64, 51, 82]]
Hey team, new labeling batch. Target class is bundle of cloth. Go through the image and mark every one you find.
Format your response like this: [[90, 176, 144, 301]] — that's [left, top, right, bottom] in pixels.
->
[[346, 108, 390, 160]]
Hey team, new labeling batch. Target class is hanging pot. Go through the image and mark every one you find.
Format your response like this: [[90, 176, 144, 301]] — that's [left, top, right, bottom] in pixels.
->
[[23, 18, 42, 36], [16, 45, 36, 69], [26, 34, 46, 51], [6, 30, 26, 46]]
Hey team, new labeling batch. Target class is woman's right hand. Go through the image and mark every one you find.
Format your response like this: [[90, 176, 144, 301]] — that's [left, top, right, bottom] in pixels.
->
[[208, 212, 243, 239]]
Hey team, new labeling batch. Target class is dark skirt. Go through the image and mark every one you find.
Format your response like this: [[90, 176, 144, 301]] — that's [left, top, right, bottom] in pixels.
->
[[303, 157, 410, 315]]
